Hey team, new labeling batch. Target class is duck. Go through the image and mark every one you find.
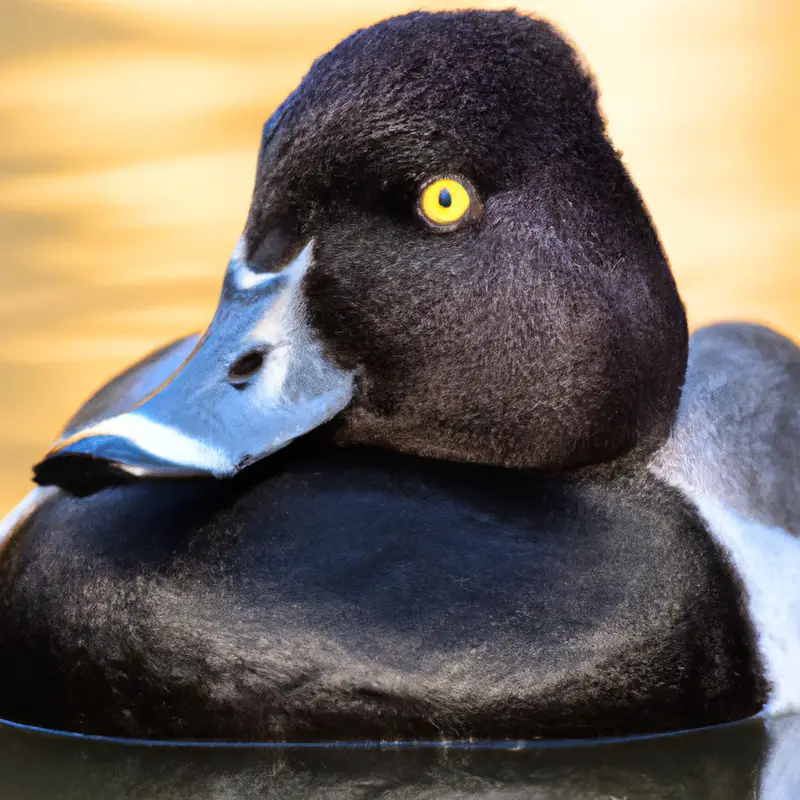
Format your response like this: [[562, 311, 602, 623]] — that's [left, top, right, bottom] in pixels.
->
[[0, 9, 798, 744]]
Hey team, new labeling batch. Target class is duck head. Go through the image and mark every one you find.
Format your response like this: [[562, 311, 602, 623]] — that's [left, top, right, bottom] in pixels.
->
[[34, 10, 688, 494]]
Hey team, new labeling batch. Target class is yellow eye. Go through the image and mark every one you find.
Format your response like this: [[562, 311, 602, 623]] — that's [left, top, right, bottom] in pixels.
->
[[418, 177, 477, 230]]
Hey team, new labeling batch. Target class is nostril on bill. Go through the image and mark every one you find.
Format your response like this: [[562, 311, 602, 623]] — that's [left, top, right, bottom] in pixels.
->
[[228, 349, 268, 387]]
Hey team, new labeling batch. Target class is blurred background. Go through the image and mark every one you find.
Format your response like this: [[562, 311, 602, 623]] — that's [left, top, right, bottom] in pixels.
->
[[0, 0, 798, 513]]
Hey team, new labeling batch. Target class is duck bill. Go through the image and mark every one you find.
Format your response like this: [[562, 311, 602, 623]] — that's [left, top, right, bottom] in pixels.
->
[[33, 241, 355, 496]]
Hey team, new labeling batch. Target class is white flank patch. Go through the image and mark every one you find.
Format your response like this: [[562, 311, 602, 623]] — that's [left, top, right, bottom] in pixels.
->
[[0, 486, 59, 554], [683, 490, 800, 716], [761, 715, 800, 799], [55, 414, 230, 474]]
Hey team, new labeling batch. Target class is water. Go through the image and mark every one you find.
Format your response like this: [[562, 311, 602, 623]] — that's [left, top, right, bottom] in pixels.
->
[[1, 1, 798, 797], [0, 717, 795, 799]]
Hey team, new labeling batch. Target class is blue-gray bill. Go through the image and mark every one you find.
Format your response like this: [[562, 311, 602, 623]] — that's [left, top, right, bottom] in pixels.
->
[[33, 241, 355, 496]]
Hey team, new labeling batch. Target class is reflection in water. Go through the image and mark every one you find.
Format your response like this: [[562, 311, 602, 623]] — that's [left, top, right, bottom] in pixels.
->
[[0, 718, 777, 799], [0, 715, 796, 798], [0, 1, 799, 796]]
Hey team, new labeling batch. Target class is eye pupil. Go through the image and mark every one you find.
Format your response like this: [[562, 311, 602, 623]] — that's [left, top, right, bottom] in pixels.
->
[[438, 187, 452, 208]]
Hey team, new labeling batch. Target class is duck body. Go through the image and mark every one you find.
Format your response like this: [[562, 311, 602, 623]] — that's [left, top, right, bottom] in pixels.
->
[[0, 9, 799, 744], [0, 441, 763, 741]]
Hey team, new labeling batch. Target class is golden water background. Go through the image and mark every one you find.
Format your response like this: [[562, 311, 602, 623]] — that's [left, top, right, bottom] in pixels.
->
[[1, 0, 798, 514]]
